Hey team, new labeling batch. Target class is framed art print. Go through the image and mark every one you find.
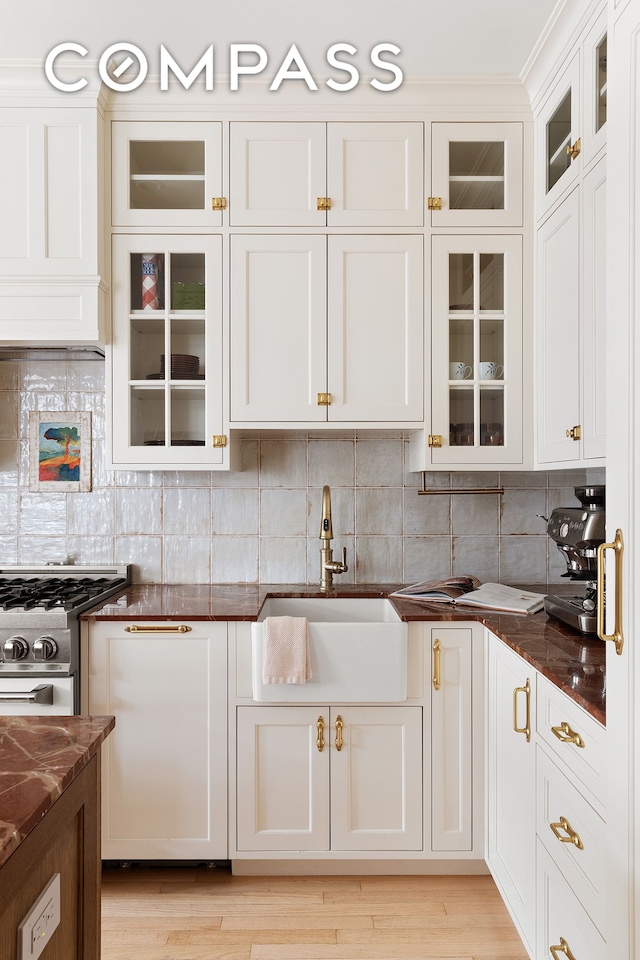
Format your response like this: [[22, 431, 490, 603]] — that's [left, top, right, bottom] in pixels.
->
[[29, 412, 92, 493]]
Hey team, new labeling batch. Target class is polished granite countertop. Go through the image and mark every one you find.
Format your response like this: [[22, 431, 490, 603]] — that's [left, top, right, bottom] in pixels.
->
[[83, 582, 606, 726], [0, 715, 114, 870]]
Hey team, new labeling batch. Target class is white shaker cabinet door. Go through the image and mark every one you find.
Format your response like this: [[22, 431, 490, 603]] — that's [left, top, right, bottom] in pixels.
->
[[327, 234, 424, 423], [581, 157, 607, 461], [230, 234, 327, 423], [229, 122, 326, 226], [236, 706, 330, 852], [536, 187, 581, 463], [430, 627, 473, 852], [88, 622, 228, 860], [486, 633, 536, 957], [327, 122, 424, 226], [329, 707, 423, 852]]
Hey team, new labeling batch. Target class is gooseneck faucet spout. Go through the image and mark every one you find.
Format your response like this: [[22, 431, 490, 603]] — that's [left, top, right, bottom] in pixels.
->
[[319, 485, 348, 591]]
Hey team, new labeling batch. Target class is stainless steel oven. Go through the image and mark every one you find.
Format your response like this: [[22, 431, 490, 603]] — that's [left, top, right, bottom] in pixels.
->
[[0, 565, 130, 716]]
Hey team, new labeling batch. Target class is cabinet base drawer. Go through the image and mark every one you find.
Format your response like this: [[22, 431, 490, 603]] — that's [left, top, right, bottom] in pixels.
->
[[537, 839, 606, 960]]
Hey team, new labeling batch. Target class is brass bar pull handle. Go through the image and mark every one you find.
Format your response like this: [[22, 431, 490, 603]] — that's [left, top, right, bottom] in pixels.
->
[[551, 721, 585, 749], [513, 679, 531, 742], [433, 639, 442, 691], [316, 716, 325, 752], [551, 937, 578, 960], [550, 816, 584, 850], [597, 528, 624, 655], [124, 624, 192, 633], [335, 715, 344, 751]]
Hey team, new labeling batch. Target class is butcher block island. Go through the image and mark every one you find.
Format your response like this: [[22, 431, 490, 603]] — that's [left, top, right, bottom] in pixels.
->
[[0, 715, 114, 960]]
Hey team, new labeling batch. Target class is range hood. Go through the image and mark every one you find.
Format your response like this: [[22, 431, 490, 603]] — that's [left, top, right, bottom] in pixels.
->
[[0, 346, 105, 362]]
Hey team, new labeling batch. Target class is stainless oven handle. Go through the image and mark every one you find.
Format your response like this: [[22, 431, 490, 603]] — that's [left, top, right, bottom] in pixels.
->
[[0, 684, 54, 704]]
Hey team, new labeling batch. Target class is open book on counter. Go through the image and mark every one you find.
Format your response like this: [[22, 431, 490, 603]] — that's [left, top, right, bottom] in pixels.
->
[[389, 575, 546, 615]]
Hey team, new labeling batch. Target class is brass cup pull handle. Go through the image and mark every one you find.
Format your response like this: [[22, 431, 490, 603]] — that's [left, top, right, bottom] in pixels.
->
[[124, 624, 192, 633], [513, 678, 531, 742], [551, 937, 578, 960], [316, 716, 325, 752], [597, 529, 624, 655], [550, 816, 584, 850], [432, 639, 442, 691], [335, 715, 344, 751], [551, 721, 585, 749]]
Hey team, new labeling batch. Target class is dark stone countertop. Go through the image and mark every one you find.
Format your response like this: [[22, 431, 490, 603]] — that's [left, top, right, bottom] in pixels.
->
[[82, 582, 606, 726], [0, 715, 114, 870]]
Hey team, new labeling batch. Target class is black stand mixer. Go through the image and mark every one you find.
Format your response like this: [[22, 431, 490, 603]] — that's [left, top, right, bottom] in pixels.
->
[[543, 485, 605, 635]]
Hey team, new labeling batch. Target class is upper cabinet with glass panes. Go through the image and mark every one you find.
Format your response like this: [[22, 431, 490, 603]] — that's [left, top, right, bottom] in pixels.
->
[[536, 9, 607, 220], [112, 121, 224, 227], [429, 123, 523, 227]]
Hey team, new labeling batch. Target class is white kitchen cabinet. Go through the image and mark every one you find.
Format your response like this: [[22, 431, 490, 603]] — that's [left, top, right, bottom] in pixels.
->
[[112, 121, 224, 228], [229, 121, 424, 226], [430, 122, 524, 227], [109, 233, 233, 469], [536, 161, 606, 465], [536, 188, 581, 464], [0, 107, 105, 343], [430, 625, 473, 851], [236, 705, 423, 853], [580, 155, 607, 461], [581, 9, 607, 169], [536, 840, 606, 960], [486, 632, 536, 957], [230, 234, 423, 425], [85, 621, 228, 860], [416, 233, 523, 467], [536, 53, 582, 219]]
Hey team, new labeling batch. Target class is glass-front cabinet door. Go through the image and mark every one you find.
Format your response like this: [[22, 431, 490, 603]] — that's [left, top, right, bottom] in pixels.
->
[[537, 54, 581, 218], [430, 235, 523, 465], [582, 9, 607, 168], [110, 234, 229, 469], [112, 122, 223, 227], [430, 123, 523, 227]]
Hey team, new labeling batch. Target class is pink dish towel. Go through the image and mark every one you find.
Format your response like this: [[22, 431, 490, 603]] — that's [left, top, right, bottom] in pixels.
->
[[262, 616, 312, 684]]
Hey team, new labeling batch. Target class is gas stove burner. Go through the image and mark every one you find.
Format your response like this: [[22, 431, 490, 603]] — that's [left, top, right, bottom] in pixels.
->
[[0, 576, 129, 612]]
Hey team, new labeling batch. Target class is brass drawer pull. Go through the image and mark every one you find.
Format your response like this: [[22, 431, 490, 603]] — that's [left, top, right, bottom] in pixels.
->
[[551, 937, 577, 960], [124, 624, 192, 633], [550, 816, 584, 850], [597, 528, 624, 655], [432, 639, 442, 690], [335, 715, 344, 751], [316, 716, 325, 752], [513, 678, 531, 742], [551, 721, 585, 748]]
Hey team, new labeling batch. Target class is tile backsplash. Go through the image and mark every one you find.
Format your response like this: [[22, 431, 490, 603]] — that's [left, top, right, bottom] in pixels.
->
[[0, 360, 605, 585]]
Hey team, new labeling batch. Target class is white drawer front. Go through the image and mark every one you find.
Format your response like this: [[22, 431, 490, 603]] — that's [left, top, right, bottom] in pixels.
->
[[536, 746, 606, 938], [537, 839, 606, 960], [536, 672, 605, 811]]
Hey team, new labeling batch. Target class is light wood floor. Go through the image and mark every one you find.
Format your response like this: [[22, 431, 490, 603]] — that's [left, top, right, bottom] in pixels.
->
[[101, 865, 529, 960]]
